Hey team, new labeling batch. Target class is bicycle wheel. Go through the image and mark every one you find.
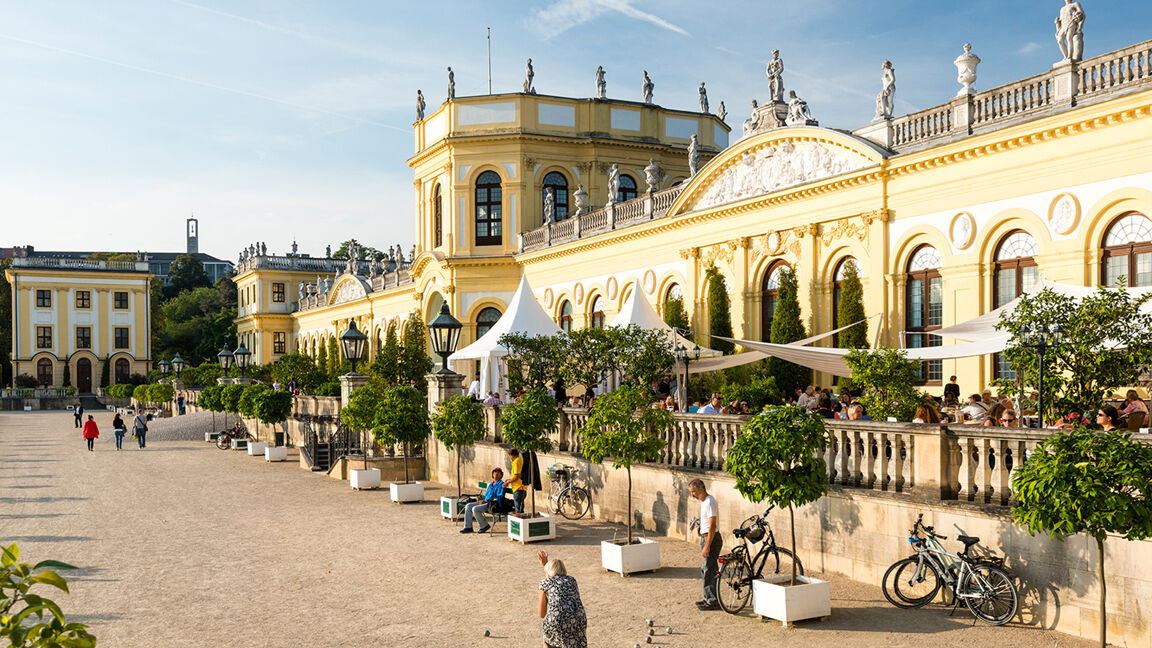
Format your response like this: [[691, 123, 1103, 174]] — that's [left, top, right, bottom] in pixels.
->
[[761, 546, 804, 579], [716, 552, 752, 614], [547, 482, 562, 514], [558, 486, 591, 520], [960, 564, 1018, 626], [882, 556, 941, 609], [216, 435, 231, 450]]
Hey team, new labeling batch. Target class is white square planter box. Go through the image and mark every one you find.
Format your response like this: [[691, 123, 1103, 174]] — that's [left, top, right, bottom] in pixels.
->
[[230, 438, 247, 450], [752, 575, 831, 626], [390, 481, 424, 502], [351, 468, 382, 490], [508, 513, 556, 543], [601, 538, 661, 576], [247, 441, 268, 456], [204, 432, 220, 442], [265, 446, 287, 462], [440, 496, 466, 520]]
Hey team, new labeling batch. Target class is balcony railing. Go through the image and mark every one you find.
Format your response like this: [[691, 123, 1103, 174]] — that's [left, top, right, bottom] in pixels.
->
[[519, 185, 684, 254], [11, 257, 149, 272]]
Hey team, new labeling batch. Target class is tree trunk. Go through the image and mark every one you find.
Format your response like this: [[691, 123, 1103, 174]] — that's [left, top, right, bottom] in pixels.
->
[[211, 411, 215, 434], [1097, 536, 1106, 648], [362, 429, 368, 470], [529, 452, 537, 517], [789, 506, 797, 586], [403, 442, 410, 484], [626, 466, 633, 545], [456, 451, 462, 500]]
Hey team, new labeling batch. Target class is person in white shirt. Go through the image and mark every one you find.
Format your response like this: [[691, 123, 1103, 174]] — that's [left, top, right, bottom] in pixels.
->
[[961, 393, 990, 423], [796, 385, 815, 409], [699, 393, 723, 414], [466, 377, 482, 400], [688, 478, 722, 610]]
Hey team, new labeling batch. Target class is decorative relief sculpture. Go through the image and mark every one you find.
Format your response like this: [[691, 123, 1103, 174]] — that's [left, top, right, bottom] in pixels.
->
[[785, 90, 816, 126], [874, 60, 895, 121], [1055, 0, 1086, 62], [949, 212, 976, 249], [698, 82, 709, 113], [717, 101, 727, 122], [766, 50, 785, 104], [687, 140, 868, 211], [334, 279, 367, 305], [954, 44, 981, 95], [641, 70, 653, 104], [644, 158, 660, 192], [574, 184, 589, 216], [543, 187, 555, 224], [1049, 193, 1081, 234], [819, 216, 872, 247], [447, 67, 455, 100], [688, 135, 700, 178], [595, 66, 606, 99], [523, 58, 535, 94], [607, 164, 620, 204], [416, 90, 425, 120]]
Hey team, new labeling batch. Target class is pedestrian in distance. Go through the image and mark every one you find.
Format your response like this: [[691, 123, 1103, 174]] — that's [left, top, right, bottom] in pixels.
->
[[688, 478, 722, 610], [537, 550, 587, 648], [112, 412, 127, 450], [132, 410, 149, 449], [82, 415, 99, 451], [74, 401, 84, 428]]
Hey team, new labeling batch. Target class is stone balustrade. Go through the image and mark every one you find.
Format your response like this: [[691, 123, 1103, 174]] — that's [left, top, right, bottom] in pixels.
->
[[971, 71, 1053, 127], [519, 186, 683, 253], [1077, 40, 1152, 100], [235, 255, 346, 274], [11, 257, 148, 272]]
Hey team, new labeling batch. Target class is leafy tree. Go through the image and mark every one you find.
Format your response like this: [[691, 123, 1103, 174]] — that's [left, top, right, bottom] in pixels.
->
[[221, 383, 245, 414], [720, 375, 781, 411], [844, 348, 927, 421], [725, 405, 828, 585], [376, 385, 431, 484], [148, 383, 174, 405], [179, 361, 225, 388], [253, 389, 293, 447], [341, 384, 384, 470], [580, 383, 672, 544], [153, 287, 236, 366], [1012, 428, 1152, 648], [705, 265, 734, 354], [317, 340, 329, 376], [332, 240, 387, 261], [399, 312, 432, 384], [431, 395, 486, 499], [214, 273, 238, 306], [996, 285, 1152, 421], [836, 260, 869, 350], [562, 327, 617, 398], [316, 381, 341, 397], [99, 357, 109, 388], [85, 252, 135, 262], [0, 543, 96, 648], [270, 353, 324, 391], [198, 384, 224, 432], [238, 383, 269, 421], [614, 324, 675, 389], [500, 386, 558, 516], [368, 321, 401, 386], [132, 384, 151, 405], [500, 332, 567, 393], [61, 364, 71, 388], [769, 266, 811, 398], [165, 254, 211, 299], [105, 384, 134, 399], [327, 336, 342, 379], [663, 294, 689, 331]]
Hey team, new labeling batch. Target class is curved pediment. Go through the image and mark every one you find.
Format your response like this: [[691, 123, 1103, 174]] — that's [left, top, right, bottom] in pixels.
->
[[327, 274, 370, 306], [669, 127, 888, 217]]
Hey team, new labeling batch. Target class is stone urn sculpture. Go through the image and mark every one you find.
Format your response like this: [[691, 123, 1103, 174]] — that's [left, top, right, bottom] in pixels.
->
[[954, 43, 981, 95]]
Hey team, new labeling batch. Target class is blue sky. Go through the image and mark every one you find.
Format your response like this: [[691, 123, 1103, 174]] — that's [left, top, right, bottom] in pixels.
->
[[0, 0, 1145, 261]]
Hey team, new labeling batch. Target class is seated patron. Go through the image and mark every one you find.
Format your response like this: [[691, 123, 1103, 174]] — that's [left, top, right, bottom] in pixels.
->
[[962, 394, 990, 423], [1097, 404, 1122, 431], [1122, 390, 1148, 417], [460, 469, 508, 534], [847, 403, 871, 421]]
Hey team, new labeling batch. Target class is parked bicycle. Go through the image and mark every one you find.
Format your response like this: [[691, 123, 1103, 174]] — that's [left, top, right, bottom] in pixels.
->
[[216, 422, 250, 450], [546, 463, 591, 520], [881, 514, 1018, 625], [715, 506, 803, 614]]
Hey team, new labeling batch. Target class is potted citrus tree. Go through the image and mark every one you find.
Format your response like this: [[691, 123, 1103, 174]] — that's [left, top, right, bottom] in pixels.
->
[[500, 386, 558, 543], [581, 383, 671, 575], [254, 388, 293, 462], [341, 384, 384, 490], [725, 404, 830, 624], [238, 384, 270, 455], [432, 395, 486, 520], [378, 384, 431, 502]]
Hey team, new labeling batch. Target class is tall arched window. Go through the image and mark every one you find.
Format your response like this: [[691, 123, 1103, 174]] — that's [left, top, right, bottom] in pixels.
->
[[36, 358, 53, 387], [1102, 213, 1152, 287], [906, 246, 943, 384], [590, 296, 606, 329], [433, 184, 443, 248], [619, 175, 637, 202], [115, 358, 130, 384], [832, 258, 860, 348], [476, 307, 502, 339], [993, 231, 1039, 379], [760, 262, 788, 341], [474, 171, 502, 246], [559, 301, 573, 332], [542, 172, 569, 221]]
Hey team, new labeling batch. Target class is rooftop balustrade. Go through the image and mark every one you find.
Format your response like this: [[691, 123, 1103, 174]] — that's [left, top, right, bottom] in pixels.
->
[[10, 257, 149, 272]]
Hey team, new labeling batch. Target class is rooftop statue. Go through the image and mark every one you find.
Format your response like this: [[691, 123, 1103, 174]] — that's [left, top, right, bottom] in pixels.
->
[[1055, 0, 1086, 62], [260, 242, 266, 256], [785, 90, 816, 126], [524, 58, 535, 94], [743, 99, 760, 136], [574, 184, 589, 216], [447, 67, 455, 100], [698, 82, 709, 113], [766, 50, 785, 103], [644, 158, 660, 192], [688, 134, 700, 178], [596, 66, 607, 99], [641, 70, 653, 104], [543, 187, 555, 224], [325, 245, 331, 258], [717, 101, 727, 122], [607, 163, 620, 205], [416, 89, 425, 121], [954, 43, 981, 95], [291, 240, 298, 255], [875, 60, 896, 121]]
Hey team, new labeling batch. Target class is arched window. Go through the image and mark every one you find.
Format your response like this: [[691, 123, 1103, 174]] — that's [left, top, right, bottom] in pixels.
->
[[542, 172, 569, 221], [559, 300, 573, 332], [832, 258, 860, 348], [906, 246, 943, 384], [619, 175, 637, 202], [115, 358, 130, 384], [474, 171, 502, 246], [760, 262, 788, 341], [433, 185, 443, 248], [1102, 213, 1152, 287], [590, 296, 606, 329], [476, 307, 502, 339], [993, 231, 1039, 379], [36, 358, 53, 387]]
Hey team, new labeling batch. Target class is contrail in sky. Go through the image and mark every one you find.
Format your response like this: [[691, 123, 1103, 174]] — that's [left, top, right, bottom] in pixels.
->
[[0, 32, 407, 132]]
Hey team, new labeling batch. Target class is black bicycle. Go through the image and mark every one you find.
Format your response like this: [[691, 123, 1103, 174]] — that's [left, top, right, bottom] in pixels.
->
[[216, 423, 250, 450], [715, 506, 803, 614]]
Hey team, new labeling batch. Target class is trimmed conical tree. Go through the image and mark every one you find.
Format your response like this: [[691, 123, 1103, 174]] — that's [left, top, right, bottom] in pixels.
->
[[317, 340, 329, 376], [837, 260, 869, 350], [705, 265, 734, 354], [663, 295, 689, 331], [769, 266, 811, 396]]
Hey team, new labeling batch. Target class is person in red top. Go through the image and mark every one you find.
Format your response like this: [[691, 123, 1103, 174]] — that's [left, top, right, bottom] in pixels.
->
[[82, 415, 99, 451]]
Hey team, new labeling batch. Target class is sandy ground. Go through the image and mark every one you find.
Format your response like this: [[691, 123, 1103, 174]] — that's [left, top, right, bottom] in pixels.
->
[[0, 410, 1090, 648]]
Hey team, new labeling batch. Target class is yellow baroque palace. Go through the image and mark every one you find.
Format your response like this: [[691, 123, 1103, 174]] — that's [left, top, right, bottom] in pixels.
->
[[235, 38, 1152, 394]]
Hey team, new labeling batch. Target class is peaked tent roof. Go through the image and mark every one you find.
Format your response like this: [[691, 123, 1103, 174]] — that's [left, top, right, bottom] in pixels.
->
[[609, 289, 721, 356], [450, 275, 562, 363]]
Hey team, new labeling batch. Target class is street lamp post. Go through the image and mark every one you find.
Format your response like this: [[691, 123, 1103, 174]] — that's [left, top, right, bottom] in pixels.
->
[[339, 319, 368, 374], [171, 355, 185, 375], [1021, 323, 1064, 429], [233, 343, 251, 380], [673, 328, 700, 410], [217, 346, 234, 372], [158, 359, 171, 377], [427, 303, 463, 375]]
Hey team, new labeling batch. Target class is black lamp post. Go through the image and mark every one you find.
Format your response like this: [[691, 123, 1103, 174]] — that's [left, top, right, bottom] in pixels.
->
[[1021, 323, 1064, 428], [217, 346, 234, 371], [673, 329, 700, 408], [233, 343, 251, 379], [172, 355, 185, 374], [158, 359, 171, 376], [339, 319, 368, 374], [427, 303, 463, 374]]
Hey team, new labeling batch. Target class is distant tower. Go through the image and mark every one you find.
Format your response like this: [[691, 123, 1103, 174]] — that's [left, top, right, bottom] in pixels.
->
[[186, 216, 199, 254]]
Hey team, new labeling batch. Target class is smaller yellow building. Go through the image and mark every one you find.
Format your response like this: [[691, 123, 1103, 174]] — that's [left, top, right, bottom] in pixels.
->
[[5, 257, 153, 391]]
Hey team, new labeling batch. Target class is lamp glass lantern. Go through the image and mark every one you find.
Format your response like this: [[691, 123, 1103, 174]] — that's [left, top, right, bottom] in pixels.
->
[[233, 344, 251, 375], [217, 347, 234, 370], [158, 359, 171, 375], [339, 319, 368, 374], [171, 355, 185, 374], [427, 303, 463, 374]]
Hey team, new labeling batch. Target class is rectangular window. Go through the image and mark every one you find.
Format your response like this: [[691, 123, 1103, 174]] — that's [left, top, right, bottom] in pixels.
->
[[114, 327, 129, 349], [114, 292, 129, 309], [75, 290, 91, 309], [273, 332, 286, 354], [76, 327, 91, 349], [272, 283, 285, 303], [36, 326, 52, 349], [36, 290, 51, 308]]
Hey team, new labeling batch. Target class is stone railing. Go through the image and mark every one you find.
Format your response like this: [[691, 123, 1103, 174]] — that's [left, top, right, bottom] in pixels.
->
[[891, 104, 952, 147], [11, 257, 148, 272], [0, 387, 75, 398], [519, 185, 684, 253], [1077, 40, 1152, 100], [235, 255, 347, 274], [971, 71, 1053, 127]]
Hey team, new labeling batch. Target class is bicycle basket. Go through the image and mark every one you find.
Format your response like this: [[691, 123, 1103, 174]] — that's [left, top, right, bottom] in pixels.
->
[[547, 464, 569, 479]]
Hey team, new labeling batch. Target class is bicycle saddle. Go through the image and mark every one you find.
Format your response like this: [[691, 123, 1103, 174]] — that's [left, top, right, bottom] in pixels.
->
[[957, 535, 980, 547], [732, 528, 748, 538]]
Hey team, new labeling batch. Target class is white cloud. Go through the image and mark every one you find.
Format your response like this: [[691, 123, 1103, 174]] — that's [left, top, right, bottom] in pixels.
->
[[1017, 42, 1042, 55], [527, 0, 690, 41]]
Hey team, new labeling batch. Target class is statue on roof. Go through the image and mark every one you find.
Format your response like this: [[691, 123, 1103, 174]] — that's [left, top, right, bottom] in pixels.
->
[[766, 50, 785, 103], [447, 67, 455, 100], [298, 281, 304, 296], [543, 187, 556, 224], [717, 101, 727, 122], [596, 66, 607, 99], [786, 90, 815, 126], [698, 82, 709, 113], [875, 60, 896, 121], [641, 70, 653, 104], [607, 164, 620, 205], [743, 99, 760, 136], [260, 242, 266, 256], [291, 240, 298, 255], [523, 58, 535, 94], [574, 184, 588, 216], [325, 244, 331, 258], [416, 90, 425, 121], [688, 135, 700, 178], [1055, 0, 1085, 62], [644, 159, 660, 193]]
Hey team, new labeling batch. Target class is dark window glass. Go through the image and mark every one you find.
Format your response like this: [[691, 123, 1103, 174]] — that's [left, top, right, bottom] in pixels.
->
[[992, 231, 1039, 379], [36, 290, 51, 308], [619, 175, 637, 202], [475, 171, 502, 246], [590, 296, 606, 329], [36, 326, 52, 349], [905, 246, 943, 385], [114, 328, 129, 349], [75, 291, 91, 309], [542, 172, 569, 221], [433, 185, 443, 247], [76, 327, 91, 349], [273, 332, 286, 354], [37, 359, 53, 386], [114, 292, 129, 309], [1102, 213, 1152, 287], [476, 307, 502, 339], [115, 358, 130, 384], [559, 300, 573, 333], [272, 283, 285, 303], [760, 262, 788, 341]]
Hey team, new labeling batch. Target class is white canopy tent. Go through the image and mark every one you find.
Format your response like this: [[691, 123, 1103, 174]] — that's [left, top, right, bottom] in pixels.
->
[[687, 316, 879, 375], [448, 276, 562, 398], [609, 288, 721, 357]]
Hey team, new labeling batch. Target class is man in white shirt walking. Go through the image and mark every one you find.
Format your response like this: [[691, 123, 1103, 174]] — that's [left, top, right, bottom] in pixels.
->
[[689, 478, 722, 610]]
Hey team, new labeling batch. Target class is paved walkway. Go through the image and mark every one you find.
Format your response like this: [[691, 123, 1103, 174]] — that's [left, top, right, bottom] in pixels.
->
[[0, 411, 1090, 647]]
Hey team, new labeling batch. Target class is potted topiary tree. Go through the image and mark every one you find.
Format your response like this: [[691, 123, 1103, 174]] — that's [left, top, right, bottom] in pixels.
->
[[431, 395, 486, 520], [238, 384, 269, 455], [341, 384, 384, 490], [198, 385, 224, 441], [221, 383, 247, 449], [254, 388, 293, 462], [581, 383, 672, 575], [500, 386, 559, 543], [725, 404, 830, 624], [377, 384, 431, 502], [1012, 427, 1152, 648]]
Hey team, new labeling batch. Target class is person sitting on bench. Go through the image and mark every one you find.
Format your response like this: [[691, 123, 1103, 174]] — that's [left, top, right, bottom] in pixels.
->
[[461, 468, 506, 534]]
